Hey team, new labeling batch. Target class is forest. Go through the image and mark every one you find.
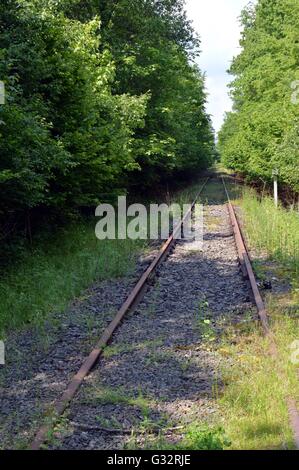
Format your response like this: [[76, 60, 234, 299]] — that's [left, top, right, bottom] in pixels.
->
[[218, 0, 299, 193], [0, 0, 215, 250]]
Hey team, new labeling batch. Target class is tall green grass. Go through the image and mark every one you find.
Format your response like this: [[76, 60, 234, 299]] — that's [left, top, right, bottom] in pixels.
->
[[0, 181, 207, 338], [0, 221, 144, 337], [242, 190, 299, 277], [220, 320, 297, 450], [219, 188, 299, 449]]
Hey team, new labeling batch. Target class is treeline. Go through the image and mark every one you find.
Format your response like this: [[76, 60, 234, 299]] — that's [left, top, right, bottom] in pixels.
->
[[0, 0, 215, 243], [219, 0, 299, 193]]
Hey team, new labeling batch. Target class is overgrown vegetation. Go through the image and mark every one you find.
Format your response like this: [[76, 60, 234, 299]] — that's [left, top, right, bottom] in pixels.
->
[[0, 177, 205, 337], [130, 425, 229, 450], [218, 0, 299, 192], [0, 220, 144, 336], [220, 313, 298, 450], [0, 0, 215, 252], [218, 189, 299, 450], [88, 384, 228, 450], [242, 189, 299, 276]]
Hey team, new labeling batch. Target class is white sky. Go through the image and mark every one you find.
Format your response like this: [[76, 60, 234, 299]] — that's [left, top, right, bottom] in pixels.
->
[[185, 0, 251, 133]]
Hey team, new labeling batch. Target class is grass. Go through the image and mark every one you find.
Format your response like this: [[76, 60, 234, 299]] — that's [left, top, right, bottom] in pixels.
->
[[242, 189, 299, 276], [0, 220, 145, 337], [87, 382, 229, 450], [0, 179, 207, 338], [102, 338, 163, 359], [87, 384, 153, 420], [217, 188, 299, 450], [204, 214, 222, 230], [126, 423, 229, 450], [170, 425, 229, 450], [219, 313, 298, 449], [174, 423, 230, 450], [196, 300, 217, 343]]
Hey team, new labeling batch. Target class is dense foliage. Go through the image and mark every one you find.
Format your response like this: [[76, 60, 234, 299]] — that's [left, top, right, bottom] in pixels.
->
[[218, 0, 299, 192], [0, 0, 215, 242]]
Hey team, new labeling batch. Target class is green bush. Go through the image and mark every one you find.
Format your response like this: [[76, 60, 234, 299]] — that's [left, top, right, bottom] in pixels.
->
[[218, 0, 299, 192], [0, 0, 215, 244]]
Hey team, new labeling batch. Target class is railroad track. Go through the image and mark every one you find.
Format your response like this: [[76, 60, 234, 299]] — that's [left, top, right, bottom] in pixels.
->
[[31, 179, 209, 449], [30, 176, 299, 450]]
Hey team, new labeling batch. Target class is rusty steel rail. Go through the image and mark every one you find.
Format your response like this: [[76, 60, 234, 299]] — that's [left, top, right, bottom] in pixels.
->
[[222, 176, 299, 450], [31, 178, 209, 450], [222, 178, 270, 335]]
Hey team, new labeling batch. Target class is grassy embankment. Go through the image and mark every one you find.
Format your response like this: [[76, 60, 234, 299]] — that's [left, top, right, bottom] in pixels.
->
[[0, 220, 145, 338], [0, 183, 204, 339], [220, 189, 299, 449]]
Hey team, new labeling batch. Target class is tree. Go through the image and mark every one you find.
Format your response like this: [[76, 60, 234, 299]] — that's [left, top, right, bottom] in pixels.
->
[[0, 0, 215, 244], [219, 0, 299, 192]]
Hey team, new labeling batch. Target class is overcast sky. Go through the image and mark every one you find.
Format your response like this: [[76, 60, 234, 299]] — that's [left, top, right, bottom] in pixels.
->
[[185, 0, 251, 134]]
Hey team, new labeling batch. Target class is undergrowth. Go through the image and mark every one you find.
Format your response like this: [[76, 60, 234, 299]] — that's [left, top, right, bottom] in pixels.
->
[[218, 188, 299, 449], [242, 189, 299, 277], [0, 220, 144, 336]]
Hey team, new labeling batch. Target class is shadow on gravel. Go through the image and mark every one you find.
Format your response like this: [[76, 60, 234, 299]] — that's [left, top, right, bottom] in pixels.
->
[[0, 176, 251, 450], [56, 235, 254, 450]]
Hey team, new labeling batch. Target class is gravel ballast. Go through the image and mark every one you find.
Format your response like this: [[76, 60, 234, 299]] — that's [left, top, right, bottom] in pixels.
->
[[53, 184, 254, 450], [0, 180, 255, 450]]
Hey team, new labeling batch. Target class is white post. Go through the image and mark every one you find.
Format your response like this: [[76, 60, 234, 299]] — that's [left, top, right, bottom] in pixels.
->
[[272, 169, 279, 207], [0, 341, 4, 365], [274, 176, 278, 207], [0, 81, 5, 104]]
